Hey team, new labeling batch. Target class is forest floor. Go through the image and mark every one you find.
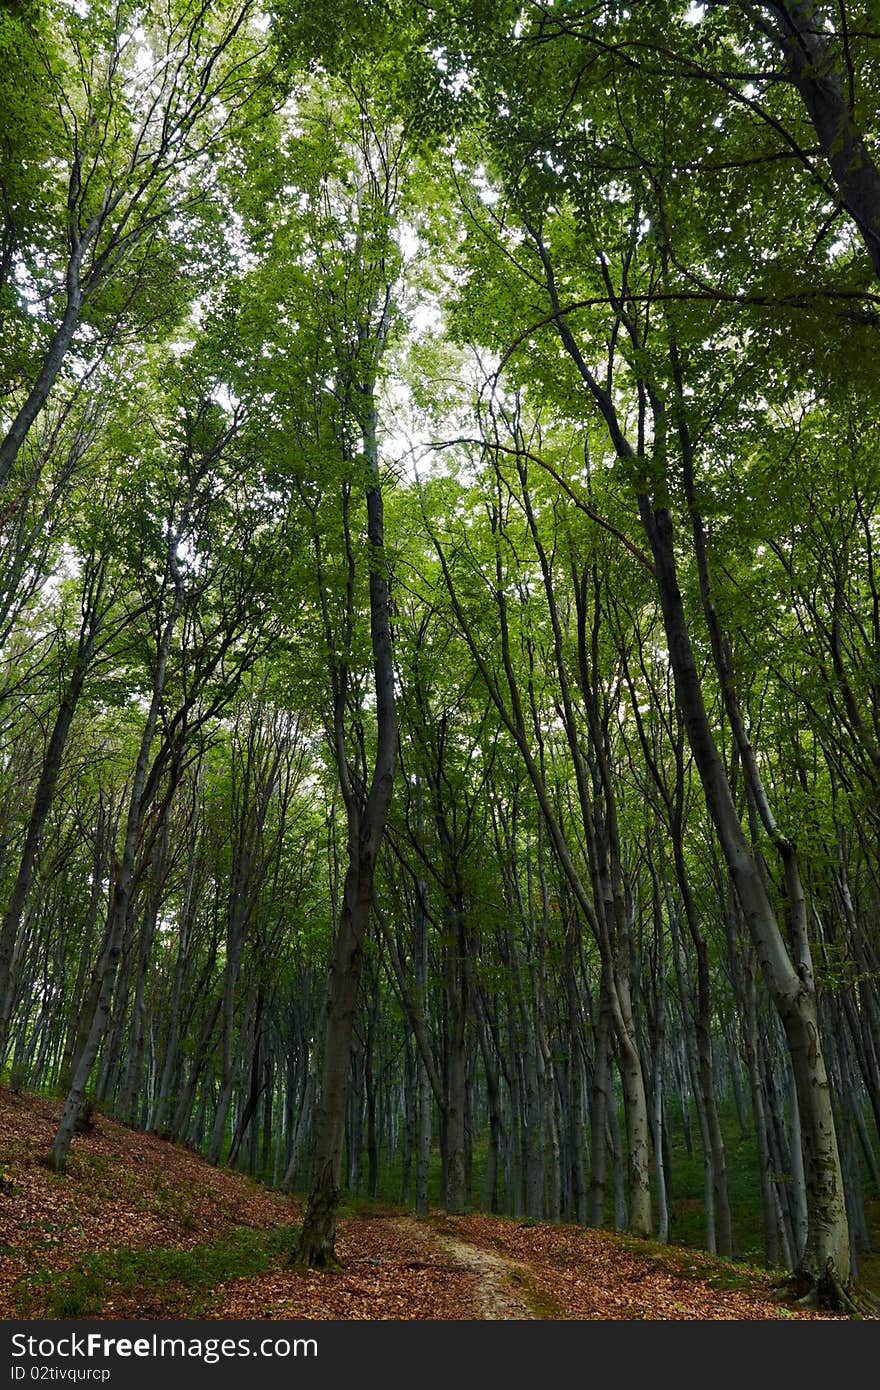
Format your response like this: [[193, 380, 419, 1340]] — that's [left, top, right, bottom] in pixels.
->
[[0, 1087, 863, 1320]]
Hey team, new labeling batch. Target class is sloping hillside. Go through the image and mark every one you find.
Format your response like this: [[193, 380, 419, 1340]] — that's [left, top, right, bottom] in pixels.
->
[[0, 1088, 842, 1320]]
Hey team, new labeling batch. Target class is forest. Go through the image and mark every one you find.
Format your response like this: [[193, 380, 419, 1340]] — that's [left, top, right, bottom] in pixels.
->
[[0, 0, 879, 1319]]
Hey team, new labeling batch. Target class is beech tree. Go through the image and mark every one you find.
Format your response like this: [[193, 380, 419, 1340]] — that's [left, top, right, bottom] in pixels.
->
[[1, 0, 878, 1314]]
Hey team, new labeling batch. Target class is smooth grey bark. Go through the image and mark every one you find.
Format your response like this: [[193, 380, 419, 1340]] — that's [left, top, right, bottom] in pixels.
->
[[671, 904, 717, 1254], [761, 1027, 798, 1268], [535, 824, 562, 1222], [58, 797, 117, 1091], [719, 872, 779, 1265], [672, 1043, 694, 1160], [170, 995, 222, 1143], [662, 841, 733, 1256], [562, 918, 589, 1224], [746, 1003, 782, 1267], [283, 1055, 316, 1194], [363, 968, 381, 1198], [227, 995, 266, 1169], [788, 1059, 810, 1267], [374, 895, 445, 1114], [416, 1041, 433, 1217], [520, 458, 654, 1236], [607, 1089, 628, 1230], [625, 693, 737, 1258], [398, 661, 494, 1215], [400, 1032, 415, 1204], [679, 896, 734, 1253], [725, 1026, 749, 1140], [500, 864, 544, 1221]]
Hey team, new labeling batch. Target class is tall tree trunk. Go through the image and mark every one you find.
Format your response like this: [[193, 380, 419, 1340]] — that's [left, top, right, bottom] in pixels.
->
[[588, 974, 612, 1227], [0, 263, 83, 489], [639, 496, 850, 1295], [762, 0, 880, 277], [443, 911, 468, 1214], [295, 390, 397, 1267]]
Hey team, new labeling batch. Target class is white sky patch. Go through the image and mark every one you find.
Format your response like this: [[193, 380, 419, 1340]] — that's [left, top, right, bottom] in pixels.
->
[[683, 3, 706, 23], [398, 223, 420, 259], [826, 225, 857, 260], [132, 26, 151, 76], [410, 302, 443, 334], [214, 382, 236, 414]]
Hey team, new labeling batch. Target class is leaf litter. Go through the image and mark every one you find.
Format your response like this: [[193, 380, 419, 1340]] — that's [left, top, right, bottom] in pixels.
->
[[0, 1088, 855, 1321]]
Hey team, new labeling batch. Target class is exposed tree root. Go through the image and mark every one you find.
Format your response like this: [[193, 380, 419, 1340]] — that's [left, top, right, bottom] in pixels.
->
[[771, 1260, 874, 1316], [815, 1260, 875, 1317]]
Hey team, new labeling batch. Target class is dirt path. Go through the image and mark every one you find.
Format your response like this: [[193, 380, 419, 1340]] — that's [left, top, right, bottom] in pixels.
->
[[214, 1214, 538, 1320], [425, 1225, 537, 1319]]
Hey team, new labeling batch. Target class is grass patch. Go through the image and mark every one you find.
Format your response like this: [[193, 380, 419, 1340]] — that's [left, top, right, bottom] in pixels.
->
[[610, 1228, 774, 1298], [14, 1223, 300, 1318], [335, 1193, 402, 1219], [507, 1267, 563, 1318]]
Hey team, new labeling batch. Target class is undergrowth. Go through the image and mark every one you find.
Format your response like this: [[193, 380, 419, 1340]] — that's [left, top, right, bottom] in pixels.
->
[[15, 1223, 300, 1318]]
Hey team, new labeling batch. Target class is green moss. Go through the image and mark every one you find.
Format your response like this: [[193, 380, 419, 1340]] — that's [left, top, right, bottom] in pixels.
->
[[14, 1223, 300, 1318], [507, 1268, 562, 1318]]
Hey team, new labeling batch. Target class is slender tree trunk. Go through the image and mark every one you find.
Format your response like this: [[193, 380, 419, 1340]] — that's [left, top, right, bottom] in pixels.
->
[[0, 268, 82, 489], [0, 560, 107, 1055], [415, 890, 433, 1218], [588, 976, 612, 1227], [442, 896, 468, 1214], [48, 550, 184, 1172], [295, 388, 397, 1267], [152, 845, 199, 1133], [475, 992, 503, 1214], [638, 497, 851, 1294]]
